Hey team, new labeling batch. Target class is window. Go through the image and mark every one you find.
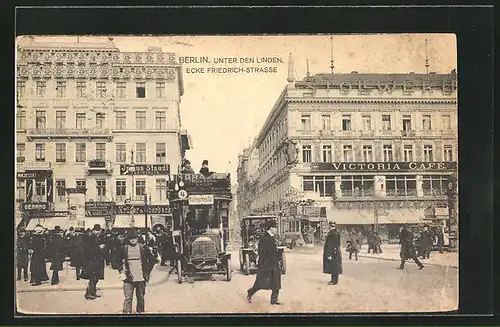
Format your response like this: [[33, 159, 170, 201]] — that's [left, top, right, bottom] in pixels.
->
[[36, 81, 46, 97], [96, 143, 106, 160], [56, 111, 66, 129], [402, 115, 412, 131], [136, 111, 146, 129], [96, 180, 106, 199], [341, 175, 375, 197], [56, 180, 66, 202], [385, 175, 417, 196], [403, 145, 413, 162], [302, 176, 335, 197], [96, 81, 107, 98], [116, 143, 127, 163], [302, 145, 312, 163], [17, 144, 25, 162], [76, 113, 86, 129], [156, 82, 165, 98], [76, 80, 86, 98], [363, 145, 373, 162], [343, 145, 352, 162], [422, 175, 448, 196], [322, 145, 332, 162], [16, 111, 26, 130], [156, 143, 166, 163], [156, 179, 167, 200], [382, 115, 391, 131], [155, 111, 166, 130], [136, 82, 146, 98], [136, 143, 146, 163], [76, 180, 86, 190], [321, 115, 331, 130], [35, 180, 46, 196], [422, 115, 432, 131], [342, 115, 351, 131], [383, 145, 393, 162], [76, 143, 86, 162], [56, 81, 66, 98], [116, 111, 126, 129], [35, 144, 45, 162], [96, 113, 105, 129], [424, 145, 433, 161], [301, 115, 311, 131], [362, 115, 372, 131], [17, 81, 26, 97], [442, 115, 451, 130], [116, 81, 126, 98], [116, 180, 126, 201], [135, 180, 146, 198], [17, 180, 25, 202], [35, 111, 46, 129], [444, 145, 453, 161], [56, 143, 66, 162]]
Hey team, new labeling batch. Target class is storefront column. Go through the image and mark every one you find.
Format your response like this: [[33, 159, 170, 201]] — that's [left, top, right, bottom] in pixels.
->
[[416, 174, 424, 197], [374, 175, 385, 197], [334, 176, 342, 196]]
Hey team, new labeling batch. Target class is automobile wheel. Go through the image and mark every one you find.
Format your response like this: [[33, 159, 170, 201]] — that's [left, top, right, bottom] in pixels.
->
[[244, 253, 250, 275], [177, 260, 182, 284], [280, 252, 286, 275], [226, 258, 232, 281]]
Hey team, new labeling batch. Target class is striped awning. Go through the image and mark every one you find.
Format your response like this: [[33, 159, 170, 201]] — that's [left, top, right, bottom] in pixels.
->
[[326, 207, 425, 225]]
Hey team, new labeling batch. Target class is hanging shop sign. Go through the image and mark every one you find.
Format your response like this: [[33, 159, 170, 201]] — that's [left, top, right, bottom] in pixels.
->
[[311, 162, 457, 173], [30, 211, 69, 218], [188, 194, 214, 205], [115, 204, 171, 215], [119, 164, 170, 175], [21, 202, 49, 211], [85, 201, 115, 217], [17, 170, 53, 180]]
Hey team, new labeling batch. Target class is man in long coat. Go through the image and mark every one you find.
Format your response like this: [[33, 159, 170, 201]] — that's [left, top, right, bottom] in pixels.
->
[[81, 224, 107, 300], [29, 225, 49, 286], [47, 226, 66, 285], [16, 227, 30, 281], [70, 228, 85, 280], [323, 222, 342, 285], [398, 226, 424, 270], [246, 219, 282, 305], [418, 225, 433, 259], [346, 229, 360, 261]]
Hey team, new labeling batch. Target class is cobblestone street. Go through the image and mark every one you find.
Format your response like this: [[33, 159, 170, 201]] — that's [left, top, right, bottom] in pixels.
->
[[17, 249, 458, 314]]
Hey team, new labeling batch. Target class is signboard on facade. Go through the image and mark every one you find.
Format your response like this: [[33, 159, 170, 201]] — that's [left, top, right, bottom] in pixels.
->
[[65, 187, 88, 194], [17, 170, 53, 180], [434, 207, 449, 217], [119, 164, 170, 175], [311, 162, 457, 173], [89, 160, 106, 168], [115, 204, 171, 215], [168, 174, 231, 197], [303, 206, 320, 217], [85, 202, 115, 217], [30, 211, 69, 218], [188, 194, 214, 205], [21, 202, 49, 211]]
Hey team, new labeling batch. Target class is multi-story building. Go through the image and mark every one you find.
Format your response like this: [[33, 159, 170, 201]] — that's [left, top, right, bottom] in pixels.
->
[[236, 141, 260, 219], [247, 58, 458, 243], [15, 39, 191, 230]]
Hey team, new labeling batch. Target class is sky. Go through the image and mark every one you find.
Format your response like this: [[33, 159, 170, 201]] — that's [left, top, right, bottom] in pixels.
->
[[18, 34, 457, 181]]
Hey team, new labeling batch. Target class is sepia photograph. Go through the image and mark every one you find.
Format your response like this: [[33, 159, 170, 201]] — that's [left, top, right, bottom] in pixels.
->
[[15, 34, 458, 315]]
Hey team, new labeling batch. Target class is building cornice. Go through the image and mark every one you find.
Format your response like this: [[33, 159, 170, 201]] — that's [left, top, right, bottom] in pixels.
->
[[287, 98, 457, 105], [255, 87, 288, 147]]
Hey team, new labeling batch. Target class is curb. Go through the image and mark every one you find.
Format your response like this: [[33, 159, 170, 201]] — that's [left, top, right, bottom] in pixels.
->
[[357, 254, 458, 269], [17, 267, 175, 293]]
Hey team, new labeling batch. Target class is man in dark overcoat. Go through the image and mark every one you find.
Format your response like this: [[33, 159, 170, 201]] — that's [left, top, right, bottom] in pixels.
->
[[81, 224, 107, 300], [366, 227, 376, 254], [398, 226, 424, 270], [16, 227, 30, 281], [29, 225, 50, 286], [47, 226, 66, 285], [323, 222, 342, 285], [109, 228, 123, 270], [246, 219, 282, 305], [70, 228, 85, 280], [418, 225, 433, 259], [154, 226, 167, 265]]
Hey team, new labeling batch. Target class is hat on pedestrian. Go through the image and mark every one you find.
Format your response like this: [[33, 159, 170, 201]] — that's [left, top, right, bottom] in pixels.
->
[[126, 229, 138, 240], [265, 219, 277, 230], [69, 227, 74, 231], [93, 224, 101, 231], [54, 226, 62, 233], [202, 160, 208, 165], [424, 224, 429, 228], [111, 228, 119, 235], [329, 221, 337, 228], [33, 225, 44, 234]]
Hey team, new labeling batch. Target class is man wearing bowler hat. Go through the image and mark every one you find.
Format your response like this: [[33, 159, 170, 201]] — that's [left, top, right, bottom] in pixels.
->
[[246, 219, 283, 305], [16, 227, 30, 282], [47, 226, 66, 285], [323, 222, 343, 285], [81, 224, 107, 300]]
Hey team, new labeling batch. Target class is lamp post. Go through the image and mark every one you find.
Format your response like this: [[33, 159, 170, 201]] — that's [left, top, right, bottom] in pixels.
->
[[128, 150, 136, 226]]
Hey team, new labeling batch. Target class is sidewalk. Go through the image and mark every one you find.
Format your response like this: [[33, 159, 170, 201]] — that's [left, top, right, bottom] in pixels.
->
[[16, 262, 173, 293]]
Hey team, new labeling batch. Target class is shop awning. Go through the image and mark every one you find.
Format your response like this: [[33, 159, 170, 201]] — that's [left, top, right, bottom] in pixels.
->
[[66, 217, 106, 230], [26, 216, 69, 231], [326, 207, 425, 225]]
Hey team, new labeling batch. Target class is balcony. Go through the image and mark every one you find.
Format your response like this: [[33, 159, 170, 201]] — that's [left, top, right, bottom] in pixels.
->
[[85, 159, 113, 175], [386, 189, 418, 197], [341, 189, 375, 198], [401, 130, 416, 137], [26, 128, 113, 141]]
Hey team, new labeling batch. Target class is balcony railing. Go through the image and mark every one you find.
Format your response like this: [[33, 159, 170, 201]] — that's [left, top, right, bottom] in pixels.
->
[[423, 189, 447, 197], [341, 189, 375, 197], [27, 128, 112, 137], [85, 159, 113, 174], [401, 130, 416, 137], [386, 189, 418, 197]]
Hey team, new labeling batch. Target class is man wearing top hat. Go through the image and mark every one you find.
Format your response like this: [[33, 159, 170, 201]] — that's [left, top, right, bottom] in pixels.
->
[[323, 222, 343, 285], [199, 160, 214, 178], [418, 224, 433, 259], [29, 225, 49, 286], [16, 227, 30, 281], [47, 226, 66, 285], [116, 229, 156, 314], [81, 224, 107, 300], [246, 219, 283, 305]]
